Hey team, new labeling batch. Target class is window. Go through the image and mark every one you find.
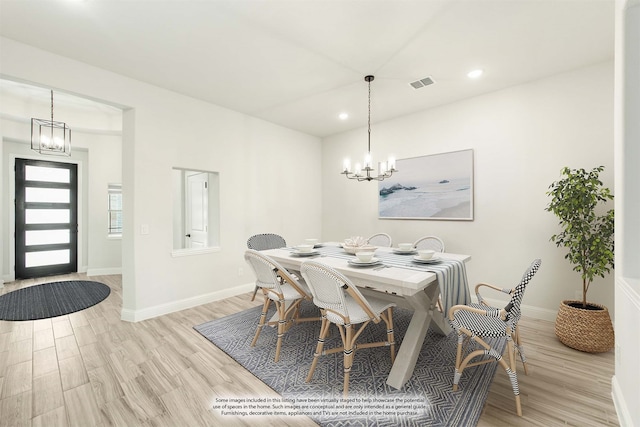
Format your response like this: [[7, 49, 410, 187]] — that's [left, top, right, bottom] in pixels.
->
[[108, 184, 122, 236]]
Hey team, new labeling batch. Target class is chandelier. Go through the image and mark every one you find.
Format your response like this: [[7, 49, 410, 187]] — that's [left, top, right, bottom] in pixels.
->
[[31, 90, 71, 156], [341, 75, 397, 182]]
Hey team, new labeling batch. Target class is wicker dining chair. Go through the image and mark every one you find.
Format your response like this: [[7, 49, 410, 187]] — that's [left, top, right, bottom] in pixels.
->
[[300, 260, 396, 398], [247, 233, 287, 251], [246, 233, 287, 300], [366, 232, 393, 247], [448, 259, 541, 416], [244, 249, 319, 362], [412, 235, 445, 252], [471, 269, 537, 375]]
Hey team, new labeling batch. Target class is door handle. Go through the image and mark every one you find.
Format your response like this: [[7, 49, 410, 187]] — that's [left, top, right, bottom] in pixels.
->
[[185, 234, 191, 237]]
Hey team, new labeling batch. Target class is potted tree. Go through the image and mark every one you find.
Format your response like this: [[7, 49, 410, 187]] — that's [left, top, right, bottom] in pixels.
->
[[545, 166, 615, 353]]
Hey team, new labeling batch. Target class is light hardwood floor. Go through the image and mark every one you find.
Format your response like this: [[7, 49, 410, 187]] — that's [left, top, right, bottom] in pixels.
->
[[0, 274, 618, 426]]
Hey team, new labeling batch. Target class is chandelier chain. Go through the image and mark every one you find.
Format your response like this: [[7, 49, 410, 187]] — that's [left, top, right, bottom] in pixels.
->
[[367, 78, 371, 154]]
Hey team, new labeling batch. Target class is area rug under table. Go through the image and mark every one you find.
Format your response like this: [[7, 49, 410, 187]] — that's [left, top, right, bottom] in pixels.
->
[[194, 302, 505, 427], [0, 280, 110, 321]]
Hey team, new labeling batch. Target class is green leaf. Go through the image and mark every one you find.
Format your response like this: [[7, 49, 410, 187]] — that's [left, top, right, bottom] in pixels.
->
[[545, 166, 614, 300]]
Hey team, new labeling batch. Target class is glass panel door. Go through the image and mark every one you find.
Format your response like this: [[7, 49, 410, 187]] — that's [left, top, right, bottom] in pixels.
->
[[15, 158, 78, 279]]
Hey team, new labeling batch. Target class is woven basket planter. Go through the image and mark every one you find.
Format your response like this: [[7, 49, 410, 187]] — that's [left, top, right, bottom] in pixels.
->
[[555, 300, 614, 353]]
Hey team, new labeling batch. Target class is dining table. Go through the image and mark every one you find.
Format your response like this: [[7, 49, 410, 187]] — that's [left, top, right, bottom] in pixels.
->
[[262, 243, 471, 390]]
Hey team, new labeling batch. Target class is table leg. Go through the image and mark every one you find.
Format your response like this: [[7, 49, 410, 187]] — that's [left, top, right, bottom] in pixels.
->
[[423, 279, 452, 337], [385, 283, 450, 389]]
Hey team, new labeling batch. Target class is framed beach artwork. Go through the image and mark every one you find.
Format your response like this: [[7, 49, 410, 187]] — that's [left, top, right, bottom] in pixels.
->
[[378, 149, 474, 220]]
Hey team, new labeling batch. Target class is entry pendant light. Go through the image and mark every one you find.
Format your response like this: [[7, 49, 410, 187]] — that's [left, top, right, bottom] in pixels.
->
[[341, 75, 397, 182], [31, 90, 71, 156]]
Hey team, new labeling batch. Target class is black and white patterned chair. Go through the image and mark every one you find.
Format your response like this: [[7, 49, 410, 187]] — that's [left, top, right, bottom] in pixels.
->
[[367, 232, 393, 247], [244, 250, 319, 362], [247, 233, 287, 300], [448, 259, 541, 417], [472, 269, 537, 375], [300, 261, 396, 398], [412, 235, 445, 252]]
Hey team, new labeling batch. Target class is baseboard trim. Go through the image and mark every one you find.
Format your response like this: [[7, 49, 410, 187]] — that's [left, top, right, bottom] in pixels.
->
[[3, 268, 120, 282], [120, 282, 255, 322], [86, 267, 122, 276], [612, 376, 632, 427]]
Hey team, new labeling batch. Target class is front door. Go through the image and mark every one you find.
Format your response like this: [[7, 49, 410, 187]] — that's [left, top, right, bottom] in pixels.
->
[[15, 158, 78, 279]]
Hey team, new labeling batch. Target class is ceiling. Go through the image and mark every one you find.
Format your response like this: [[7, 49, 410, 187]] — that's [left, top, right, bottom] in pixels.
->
[[0, 0, 614, 138]]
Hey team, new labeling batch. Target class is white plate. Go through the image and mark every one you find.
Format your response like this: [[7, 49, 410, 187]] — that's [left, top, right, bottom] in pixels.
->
[[412, 255, 441, 264], [393, 248, 416, 254], [348, 258, 381, 267], [291, 250, 319, 257]]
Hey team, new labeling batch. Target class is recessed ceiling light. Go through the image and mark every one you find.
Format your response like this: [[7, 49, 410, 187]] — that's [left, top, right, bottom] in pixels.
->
[[467, 69, 484, 79], [339, 112, 349, 120]]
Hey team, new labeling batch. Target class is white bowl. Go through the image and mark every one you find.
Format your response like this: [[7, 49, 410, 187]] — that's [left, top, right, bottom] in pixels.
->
[[398, 243, 414, 251], [355, 251, 375, 263], [417, 249, 435, 259], [305, 238, 319, 246], [297, 244, 314, 253], [343, 245, 376, 255]]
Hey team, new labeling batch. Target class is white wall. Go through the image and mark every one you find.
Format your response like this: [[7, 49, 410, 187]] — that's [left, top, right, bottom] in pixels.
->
[[612, 0, 640, 425], [85, 131, 123, 276], [0, 38, 322, 320], [322, 61, 615, 319]]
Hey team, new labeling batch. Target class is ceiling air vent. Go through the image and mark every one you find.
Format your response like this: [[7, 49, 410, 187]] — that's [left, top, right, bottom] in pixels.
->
[[409, 76, 435, 89]]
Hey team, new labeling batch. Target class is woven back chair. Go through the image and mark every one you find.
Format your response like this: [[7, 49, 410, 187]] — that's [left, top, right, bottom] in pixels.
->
[[448, 259, 541, 416], [471, 265, 541, 375], [412, 235, 445, 252], [300, 261, 396, 398], [247, 233, 287, 251], [366, 232, 393, 247], [244, 250, 319, 362], [246, 233, 287, 300]]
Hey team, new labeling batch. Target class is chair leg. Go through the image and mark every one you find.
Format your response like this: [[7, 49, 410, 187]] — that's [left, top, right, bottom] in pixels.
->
[[452, 332, 465, 391], [251, 297, 271, 347], [306, 314, 330, 382], [342, 324, 354, 399], [513, 324, 528, 375], [505, 335, 523, 416], [274, 300, 286, 362], [454, 333, 523, 416], [382, 308, 396, 363]]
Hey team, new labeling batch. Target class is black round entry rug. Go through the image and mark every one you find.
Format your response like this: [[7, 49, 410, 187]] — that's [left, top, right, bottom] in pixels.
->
[[0, 280, 111, 321]]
